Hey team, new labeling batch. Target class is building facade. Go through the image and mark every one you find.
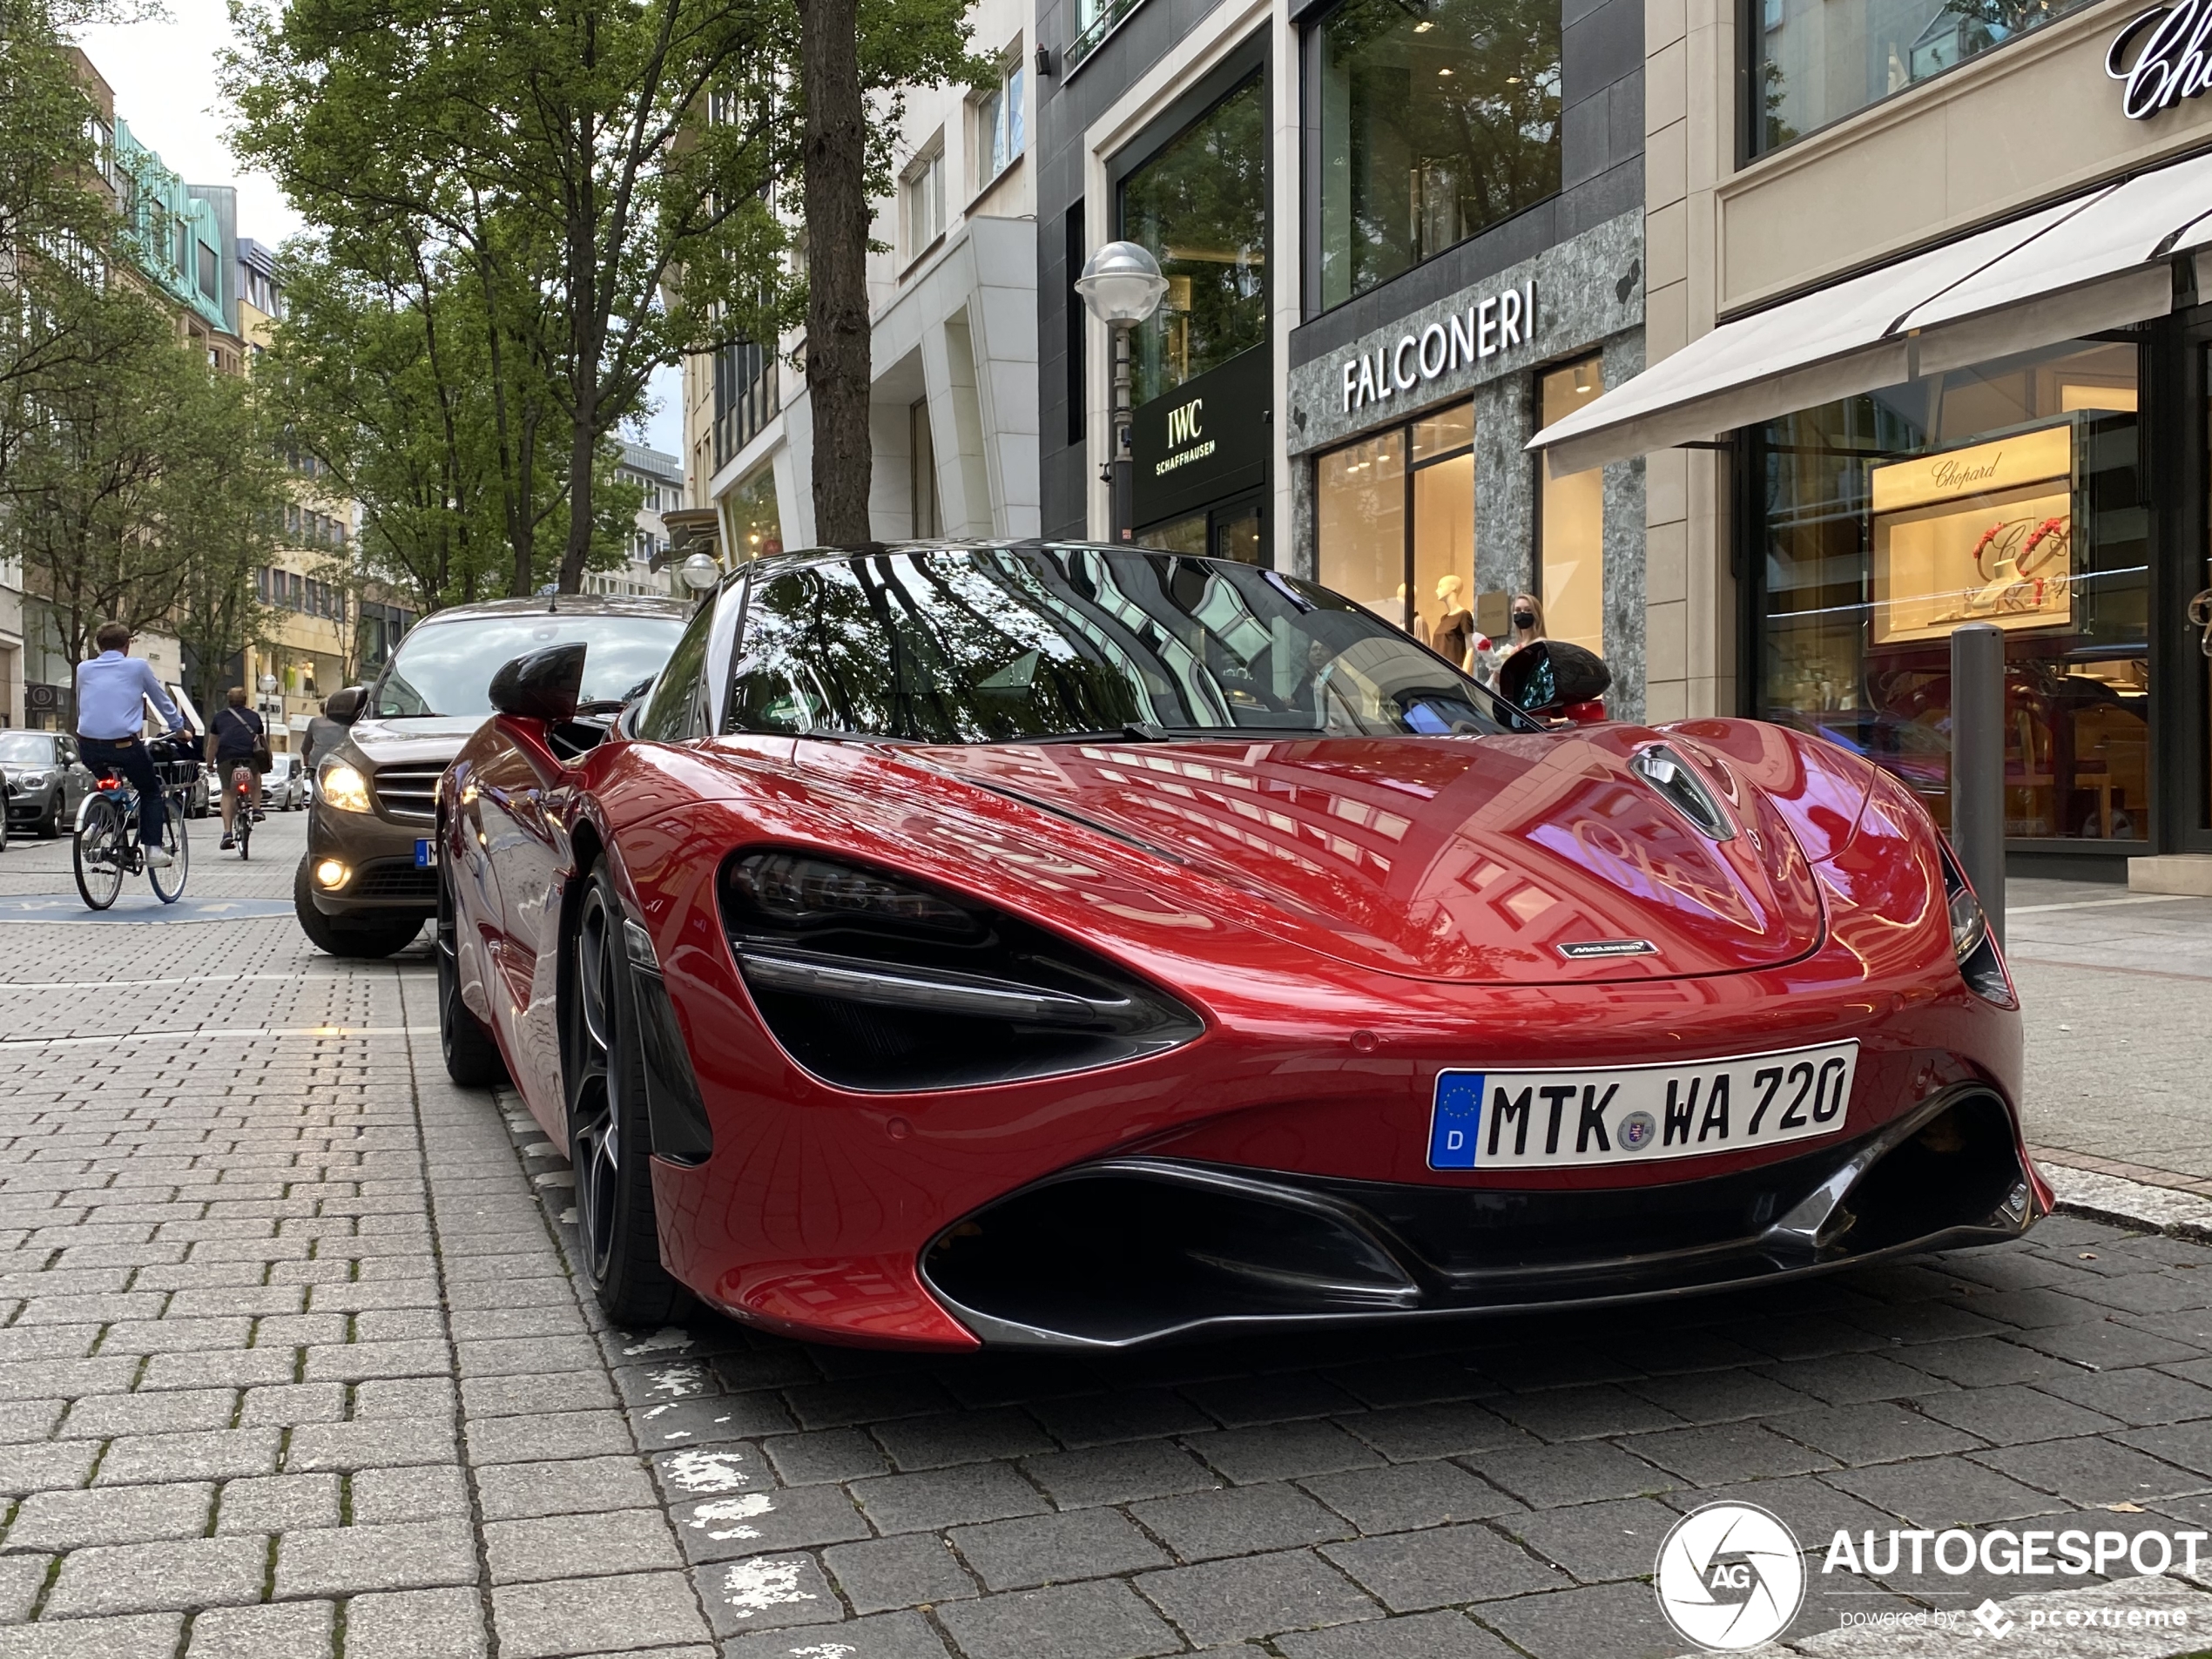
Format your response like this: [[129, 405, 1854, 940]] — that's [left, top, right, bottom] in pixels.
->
[[592, 443, 683, 597], [1530, 0, 2212, 874], [1031, 0, 1647, 705], [682, 0, 1040, 560]]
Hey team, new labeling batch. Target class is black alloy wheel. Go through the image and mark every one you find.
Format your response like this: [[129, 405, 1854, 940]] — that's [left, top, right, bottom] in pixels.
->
[[39, 791, 61, 839], [563, 869, 688, 1324], [436, 853, 506, 1087]]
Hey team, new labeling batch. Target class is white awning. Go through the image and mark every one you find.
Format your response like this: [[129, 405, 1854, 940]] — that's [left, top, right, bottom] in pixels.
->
[[1528, 147, 2212, 475]]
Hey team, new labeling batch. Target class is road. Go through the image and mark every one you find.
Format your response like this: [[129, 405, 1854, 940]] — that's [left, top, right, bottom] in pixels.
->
[[5, 816, 2212, 1659]]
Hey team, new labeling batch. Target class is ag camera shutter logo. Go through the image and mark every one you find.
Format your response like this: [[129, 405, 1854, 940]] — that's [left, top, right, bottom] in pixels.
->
[[1655, 1502, 1806, 1651]]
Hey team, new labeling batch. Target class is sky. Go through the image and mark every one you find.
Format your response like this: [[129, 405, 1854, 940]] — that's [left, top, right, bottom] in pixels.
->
[[70, 0, 690, 462]]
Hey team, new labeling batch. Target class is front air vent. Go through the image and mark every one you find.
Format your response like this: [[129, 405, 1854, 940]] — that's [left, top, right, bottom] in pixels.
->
[[1630, 745, 1736, 840], [371, 762, 443, 824], [720, 849, 1201, 1092]]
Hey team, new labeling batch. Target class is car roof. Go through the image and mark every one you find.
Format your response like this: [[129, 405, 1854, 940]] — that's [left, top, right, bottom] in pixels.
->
[[407, 594, 691, 625]]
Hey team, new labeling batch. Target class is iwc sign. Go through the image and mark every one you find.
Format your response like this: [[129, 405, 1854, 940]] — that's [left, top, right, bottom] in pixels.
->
[[1130, 347, 1268, 525], [2107, 1, 2212, 119]]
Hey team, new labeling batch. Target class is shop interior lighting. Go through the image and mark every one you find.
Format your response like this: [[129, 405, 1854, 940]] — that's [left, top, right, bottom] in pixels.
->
[[1413, 18, 1433, 29]]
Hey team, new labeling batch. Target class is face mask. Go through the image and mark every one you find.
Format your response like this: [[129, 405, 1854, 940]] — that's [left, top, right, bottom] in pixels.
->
[[1512, 610, 1536, 630]]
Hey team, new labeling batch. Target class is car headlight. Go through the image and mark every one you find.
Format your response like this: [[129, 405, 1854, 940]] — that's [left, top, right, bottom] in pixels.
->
[[15, 772, 50, 789], [1939, 844, 2014, 1008], [317, 759, 373, 814], [720, 850, 1200, 1092]]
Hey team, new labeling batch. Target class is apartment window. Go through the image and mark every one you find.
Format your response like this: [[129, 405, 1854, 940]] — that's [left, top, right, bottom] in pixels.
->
[[974, 49, 1025, 192], [198, 242, 218, 300], [1538, 358, 1606, 658], [901, 141, 946, 261], [1750, 0, 2089, 152], [712, 336, 778, 469], [1119, 75, 1268, 407], [1315, 0, 1561, 311]]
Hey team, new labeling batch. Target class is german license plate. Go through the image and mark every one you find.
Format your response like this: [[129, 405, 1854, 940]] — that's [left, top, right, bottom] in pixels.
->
[[1428, 1040, 1858, 1171], [415, 838, 437, 868]]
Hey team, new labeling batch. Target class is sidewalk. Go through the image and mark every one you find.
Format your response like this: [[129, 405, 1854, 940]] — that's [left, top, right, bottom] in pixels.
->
[[2004, 877, 2212, 1196]]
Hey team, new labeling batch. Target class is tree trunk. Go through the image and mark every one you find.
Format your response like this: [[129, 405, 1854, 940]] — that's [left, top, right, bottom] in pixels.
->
[[801, 0, 873, 547]]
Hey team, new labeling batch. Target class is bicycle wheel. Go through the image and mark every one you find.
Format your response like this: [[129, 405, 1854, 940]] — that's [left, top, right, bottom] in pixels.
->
[[73, 797, 127, 910], [149, 804, 189, 903], [238, 810, 251, 860]]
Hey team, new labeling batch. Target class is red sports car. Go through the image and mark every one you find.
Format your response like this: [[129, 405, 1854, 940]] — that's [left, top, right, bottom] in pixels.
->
[[437, 543, 2045, 1351]]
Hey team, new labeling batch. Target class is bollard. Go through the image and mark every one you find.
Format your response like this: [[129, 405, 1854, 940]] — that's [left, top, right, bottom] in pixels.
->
[[1950, 623, 2006, 948]]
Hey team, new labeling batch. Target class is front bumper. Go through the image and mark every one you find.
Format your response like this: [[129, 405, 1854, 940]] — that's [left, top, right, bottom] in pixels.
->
[[921, 1085, 2041, 1348], [306, 806, 437, 916], [3, 786, 56, 824]]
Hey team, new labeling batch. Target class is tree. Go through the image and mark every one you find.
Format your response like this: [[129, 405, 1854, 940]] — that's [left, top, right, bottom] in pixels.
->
[[166, 374, 288, 711], [801, 0, 869, 546], [228, 0, 978, 583]]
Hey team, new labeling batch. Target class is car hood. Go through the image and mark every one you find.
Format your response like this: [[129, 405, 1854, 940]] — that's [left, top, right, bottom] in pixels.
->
[[343, 716, 488, 768], [903, 730, 1827, 985]]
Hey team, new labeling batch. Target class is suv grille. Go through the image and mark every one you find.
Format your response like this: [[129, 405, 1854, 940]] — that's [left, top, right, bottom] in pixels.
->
[[372, 761, 443, 824], [351, 861, 439, 901]]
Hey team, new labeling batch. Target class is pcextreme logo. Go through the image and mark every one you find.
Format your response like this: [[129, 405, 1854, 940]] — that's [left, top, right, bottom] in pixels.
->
[[1655, 1502, 1806, 1652]]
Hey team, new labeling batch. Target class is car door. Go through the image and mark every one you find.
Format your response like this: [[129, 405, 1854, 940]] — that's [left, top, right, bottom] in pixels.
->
[[56, 738, 86, 818]]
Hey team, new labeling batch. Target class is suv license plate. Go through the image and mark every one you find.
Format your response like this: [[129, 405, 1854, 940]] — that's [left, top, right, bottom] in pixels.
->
[[415, 839, 437, 869], [1429, 1041, 1858, 1171]]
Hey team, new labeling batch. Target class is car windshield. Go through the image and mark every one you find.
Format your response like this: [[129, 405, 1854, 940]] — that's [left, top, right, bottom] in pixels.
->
[[373, 613, 687, 718], [0, 733, 57, 765], [728, 547, 1531, 743]]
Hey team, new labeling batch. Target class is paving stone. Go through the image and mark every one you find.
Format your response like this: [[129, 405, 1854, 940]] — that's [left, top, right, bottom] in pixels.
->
[[1828, 1455, 2069, 1526], [1021, 1441, 1221, 1509], [0, 1554, 46, 1623], [1912, 1383, 2121, 1446], [94, 1428, 280, 1486], [937, 1578, 1184, 1659], [873, 1407, 1057, 1470], [1752, 1352, 1953, 1405], [1498, 1496, 1681, 1584], [484, 1507, 683, 1583], [4, 1482, 212, 1551], [346, 1586, 489, 1659], [216, 1472, 341, 1533], [1899, 1338, 2077, 1386], [1341, 1404, 1529, 1462], [0, 1613, 185, 1659], [1136, 1548, 1379, 1644], [2043, 1365, 2212, 1426], [631, 1393, 792, 1447], [824, 1532, 979, 1613], [952, 1507, 1170, 1590], [1467, 1440, 1677, 1507], [61, 1388, 235, 1439], [238, 1382, 347, 1427], [1275, 1608, 1521, 1659], [671, 1482, 873, 1561], [1628, 1421, 1838, 1485], [465, 1410, 633, 1466], [0, 1403, 63, 1447], [762, 1428, 889, 1486], [1470, 1577, 1682, 1659], [1131, 1481, 1354, 1561], [720, 1609, 950, 1659], [273, 1518, 478, 1597], [1627, 1369, 1823, 1426], [0, 1441, 97, 1497], [350, 1464, 472, 1524], [42, 1534, 269, 1618], [1027, 1389, 1217, 1447], [1323, 1522, 1567, 1612], [1972, 1435, 2209, 1506], [185, 1600, 335, 1659], [1490, 1383, 1688, 1441], [1185, 1422, 1383, 1485], [852, 1462, 1051, 1534], [1301, 1460, 1521, 1533], [458, 1372, 617, 1419], [695, 1554, 843, 1636], [1182, 1373, 1365, 1427], [2013, 1319, 2204, 1370], [475, 1455, 656, 1521], [1765, 1400, 1985, 1465]]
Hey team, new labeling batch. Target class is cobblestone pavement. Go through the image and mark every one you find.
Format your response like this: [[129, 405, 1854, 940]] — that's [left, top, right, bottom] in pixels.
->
[[6, 824, 2212, 1659]]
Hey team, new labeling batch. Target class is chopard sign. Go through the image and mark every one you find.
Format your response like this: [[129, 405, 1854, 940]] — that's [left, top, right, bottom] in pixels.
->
[[1340, 280, 1538, 414], [2107, 0, 2212, 119]]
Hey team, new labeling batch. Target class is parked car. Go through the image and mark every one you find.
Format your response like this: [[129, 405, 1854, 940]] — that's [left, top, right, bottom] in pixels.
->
[[438, 543, 2042, 1344], [0, 730, 95, 838], [300, 596, 690, 959], [264, 752, 308, 811]]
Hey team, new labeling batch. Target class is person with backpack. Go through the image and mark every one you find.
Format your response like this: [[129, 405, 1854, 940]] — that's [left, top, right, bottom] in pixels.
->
[[207, 686, 267, 851]]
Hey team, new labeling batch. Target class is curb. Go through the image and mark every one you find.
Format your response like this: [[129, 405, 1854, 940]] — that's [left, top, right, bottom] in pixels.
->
[[2040, 1163, 2212, 1245]]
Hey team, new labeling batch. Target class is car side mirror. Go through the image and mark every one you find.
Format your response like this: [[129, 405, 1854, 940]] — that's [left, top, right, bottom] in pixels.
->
[[325, 686, 366, 724], [1499, 640, 1613, 716], [489, 643, 588, 725]]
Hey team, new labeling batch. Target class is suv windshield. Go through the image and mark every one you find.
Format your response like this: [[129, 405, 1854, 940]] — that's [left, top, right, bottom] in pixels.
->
[[729, 547, 1529, 743], [373, 613, 687, 718], [0, 733, 57, 765]]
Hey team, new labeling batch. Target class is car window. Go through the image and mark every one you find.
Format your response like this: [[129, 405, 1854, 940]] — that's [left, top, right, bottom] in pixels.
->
[[0, 733, 58, 765], [725, 548, 1527, 742], [636, 602, 715, 742], [372, 612, 687, 718]]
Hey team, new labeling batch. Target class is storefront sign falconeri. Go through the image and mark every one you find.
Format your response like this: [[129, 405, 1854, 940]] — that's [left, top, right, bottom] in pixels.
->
[[1340, 281, 1539, 414]]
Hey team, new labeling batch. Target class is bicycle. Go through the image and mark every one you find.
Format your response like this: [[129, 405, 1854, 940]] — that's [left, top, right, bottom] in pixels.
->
[[72, 740, 197, 910], [225, 759, 257, 860]]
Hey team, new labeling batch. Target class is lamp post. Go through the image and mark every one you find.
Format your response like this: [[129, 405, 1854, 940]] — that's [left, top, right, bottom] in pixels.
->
[[678, 550, 722, 610], [1074, 240, 1168, 543]]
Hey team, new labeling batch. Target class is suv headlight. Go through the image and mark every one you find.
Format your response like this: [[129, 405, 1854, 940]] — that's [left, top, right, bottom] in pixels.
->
[[15, 772, 50, 789], [317, 759, 372, 814], [1939, 844, 2014, 1008]]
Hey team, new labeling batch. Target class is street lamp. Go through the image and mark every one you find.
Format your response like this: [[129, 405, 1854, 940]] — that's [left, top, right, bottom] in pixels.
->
[[678, 550, 722, 600], [1075, 240, 1168, 542]]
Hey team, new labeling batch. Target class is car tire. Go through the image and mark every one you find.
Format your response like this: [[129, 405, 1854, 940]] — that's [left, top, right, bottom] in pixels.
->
[[436, 857, 507, 1088], [37, 794, 60, 839], [563, 867, 689, 1325], [293, 856, 425, 958]]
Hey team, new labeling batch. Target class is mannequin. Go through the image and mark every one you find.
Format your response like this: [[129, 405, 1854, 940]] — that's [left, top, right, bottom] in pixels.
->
[[1428, 575, 1477, 669]]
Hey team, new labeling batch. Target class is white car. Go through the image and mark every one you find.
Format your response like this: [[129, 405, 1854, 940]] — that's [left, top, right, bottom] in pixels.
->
[[264, 752, 308, 811]]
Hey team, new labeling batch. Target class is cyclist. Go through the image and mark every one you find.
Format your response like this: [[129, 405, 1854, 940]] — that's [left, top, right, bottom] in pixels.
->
[[206, 685, 266, 851], [73, 622, 192, 870]]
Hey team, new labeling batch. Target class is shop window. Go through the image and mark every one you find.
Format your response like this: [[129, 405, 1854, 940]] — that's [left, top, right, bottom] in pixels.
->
[[1119, 75, 1268, 408], [1317, 402, 1475, 659], [1315, 0, 1561, 311], [1750, 0, 2093, 155], [1754, 338, 2148, 844], [901, 141, 946, 262], [726, 465, 782, 560], [1538, 358, 1605, 658], [974, 47, 1024, 192]]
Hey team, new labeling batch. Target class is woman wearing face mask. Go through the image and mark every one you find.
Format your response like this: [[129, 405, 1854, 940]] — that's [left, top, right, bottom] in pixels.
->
[[1497, 593, 1545, 661]]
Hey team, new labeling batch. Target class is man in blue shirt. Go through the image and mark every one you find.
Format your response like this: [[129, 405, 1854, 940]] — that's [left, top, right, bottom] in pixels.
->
[[74, 622, 192, 867]]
